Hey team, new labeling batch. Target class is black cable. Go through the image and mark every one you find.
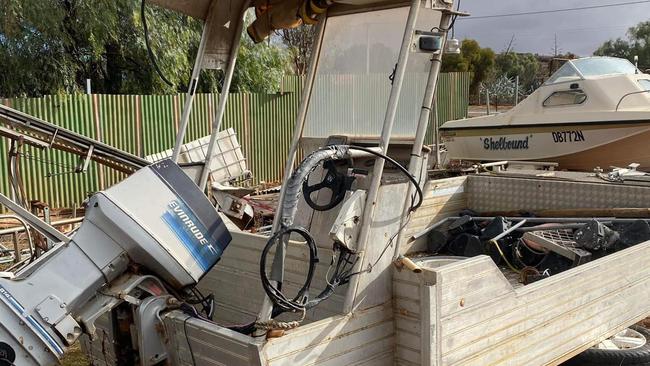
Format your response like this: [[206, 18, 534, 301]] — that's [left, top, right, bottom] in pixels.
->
[[462, 0, 650, 20], [388, 63, 398, 85], [260, 226, 319, 314], [449, 0, 461, 38], [514, 239, 549, 269], [141, 0, 174, 87], [182, 314, 197, 366], [347, 145, 424, 211], [261, 145, 423, 316]]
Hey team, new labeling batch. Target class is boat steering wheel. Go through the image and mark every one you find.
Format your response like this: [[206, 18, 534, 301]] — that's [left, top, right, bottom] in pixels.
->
[[302, 161, 353, 211]]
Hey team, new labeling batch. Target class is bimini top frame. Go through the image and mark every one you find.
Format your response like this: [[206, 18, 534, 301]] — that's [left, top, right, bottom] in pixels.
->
[[156, 0, 463, 324], [158, 0, 424, 190], [257, 0, 463, 324]]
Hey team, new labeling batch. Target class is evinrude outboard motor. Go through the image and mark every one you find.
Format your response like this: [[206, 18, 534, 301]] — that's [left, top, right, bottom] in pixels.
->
[[0, 160, 231, 365]]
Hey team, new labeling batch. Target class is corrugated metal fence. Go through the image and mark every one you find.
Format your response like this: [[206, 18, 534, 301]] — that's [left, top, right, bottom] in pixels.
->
[[0, 73, 468, 209]]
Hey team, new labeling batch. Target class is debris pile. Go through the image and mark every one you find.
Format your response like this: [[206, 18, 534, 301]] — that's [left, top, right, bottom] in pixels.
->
[[426, 214, 650, 284]]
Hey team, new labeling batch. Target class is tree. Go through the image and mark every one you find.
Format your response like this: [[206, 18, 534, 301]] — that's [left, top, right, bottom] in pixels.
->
[[233, 37, 291, 93], [595, 21, 650, 70], [494, 52, 542, 93], [276, 26, 315, 75], [442, 39, 496, 95], [0, 0, 291, 97]]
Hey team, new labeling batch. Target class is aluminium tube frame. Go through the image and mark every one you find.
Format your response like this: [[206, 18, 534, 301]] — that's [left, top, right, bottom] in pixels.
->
[[393, 9, 454, 260], [0, 192, 70, 244], [256, 17, 328, 328], [198, 1, 250, 191], [0, 214, 35, 264], [343, 0, 422, 313], [170, 18, 211, 162]]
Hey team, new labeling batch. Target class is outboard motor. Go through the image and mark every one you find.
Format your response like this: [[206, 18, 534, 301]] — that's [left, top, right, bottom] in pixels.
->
[[0, 160, 231, 366]]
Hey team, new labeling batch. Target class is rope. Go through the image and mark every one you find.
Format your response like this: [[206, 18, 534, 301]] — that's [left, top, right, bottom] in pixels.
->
[[255, 309, 306, 331]]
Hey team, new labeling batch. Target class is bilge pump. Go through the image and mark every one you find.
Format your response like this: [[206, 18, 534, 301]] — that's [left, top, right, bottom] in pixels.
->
[[0, 160, 231, 366]]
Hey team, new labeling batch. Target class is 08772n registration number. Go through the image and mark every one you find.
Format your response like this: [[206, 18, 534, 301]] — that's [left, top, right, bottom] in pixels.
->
[[552, 130, 585, 143]]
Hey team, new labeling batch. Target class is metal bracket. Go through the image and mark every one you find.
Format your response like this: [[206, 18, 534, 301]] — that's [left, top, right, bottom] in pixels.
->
[[48, 128, 59, 149], [76, 144, 95, 173], [77, 275, 167, 338], [35, 295, 67, 326], [134, 295, 175, 366]]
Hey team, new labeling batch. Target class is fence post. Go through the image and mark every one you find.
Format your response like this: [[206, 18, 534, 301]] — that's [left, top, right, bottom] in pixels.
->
[[135, 95, 143, 157], [515, 75, 520, 105], [91, 94, 105, 188], [486, 89, 491, 115]]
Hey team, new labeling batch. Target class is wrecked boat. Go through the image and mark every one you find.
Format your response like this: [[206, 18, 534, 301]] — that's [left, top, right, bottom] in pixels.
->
[[3, 1, 650, 366]]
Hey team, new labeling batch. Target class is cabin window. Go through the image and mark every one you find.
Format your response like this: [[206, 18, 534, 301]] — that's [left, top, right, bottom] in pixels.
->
[[543, 90, 587, 107], [640, 80, 650, 91]]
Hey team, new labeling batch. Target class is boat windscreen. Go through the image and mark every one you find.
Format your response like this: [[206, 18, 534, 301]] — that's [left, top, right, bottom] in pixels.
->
[[572, 58, 636, 77], [546, 57, 636, 84], [547, 57, 636, 84], [303, 7, 438, 138], [546, 62, 582, 84]]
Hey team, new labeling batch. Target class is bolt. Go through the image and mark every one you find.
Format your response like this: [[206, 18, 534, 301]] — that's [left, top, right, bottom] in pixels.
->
[[49, 296, 54, 300], [60, 303, 66, 309]]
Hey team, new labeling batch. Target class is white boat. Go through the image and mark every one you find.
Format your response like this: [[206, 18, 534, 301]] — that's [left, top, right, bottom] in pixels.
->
[[440, 57, 650, 170]]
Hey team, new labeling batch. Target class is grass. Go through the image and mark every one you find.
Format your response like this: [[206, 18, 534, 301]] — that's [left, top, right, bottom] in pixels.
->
[[61, 343, 89, 366]]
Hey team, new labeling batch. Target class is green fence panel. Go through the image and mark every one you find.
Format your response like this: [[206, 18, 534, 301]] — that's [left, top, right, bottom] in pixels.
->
[[425, 72, 471, 144], [1, 73, 467, 209]]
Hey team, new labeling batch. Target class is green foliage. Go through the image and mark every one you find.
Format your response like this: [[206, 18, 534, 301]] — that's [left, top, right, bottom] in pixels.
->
[[442, 39, 495, 94], [232, 37, 291, 93], [494, 52, 542, 93], [442, 38, 546, 102], [0, 1, 290, 97], [595, 21, 650, 69]]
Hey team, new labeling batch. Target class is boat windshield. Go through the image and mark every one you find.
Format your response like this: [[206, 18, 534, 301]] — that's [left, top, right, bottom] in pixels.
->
[[546, 58, 637, 84]]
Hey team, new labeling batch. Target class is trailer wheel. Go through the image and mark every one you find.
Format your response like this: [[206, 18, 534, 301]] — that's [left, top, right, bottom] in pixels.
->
[[564, 326, 650, 366]]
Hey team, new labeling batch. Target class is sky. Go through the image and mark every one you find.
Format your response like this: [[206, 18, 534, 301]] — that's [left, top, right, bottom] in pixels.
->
[[453, 0, 650, 56]]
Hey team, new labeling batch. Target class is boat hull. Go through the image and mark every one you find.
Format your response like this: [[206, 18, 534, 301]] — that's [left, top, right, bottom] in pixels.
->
[[441, 122, 650, 170]]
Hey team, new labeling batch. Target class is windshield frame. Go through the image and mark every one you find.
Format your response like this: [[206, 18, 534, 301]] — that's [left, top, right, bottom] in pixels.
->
[[545, 57, 637, 86], [544, 61, 584, 85]]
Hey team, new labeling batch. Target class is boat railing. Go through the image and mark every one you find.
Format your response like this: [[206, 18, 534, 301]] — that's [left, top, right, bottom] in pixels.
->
[[615, 89, 650, 111]]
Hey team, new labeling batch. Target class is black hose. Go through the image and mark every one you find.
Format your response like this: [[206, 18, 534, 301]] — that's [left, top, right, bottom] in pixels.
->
[[141, 0, 174, 87]]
